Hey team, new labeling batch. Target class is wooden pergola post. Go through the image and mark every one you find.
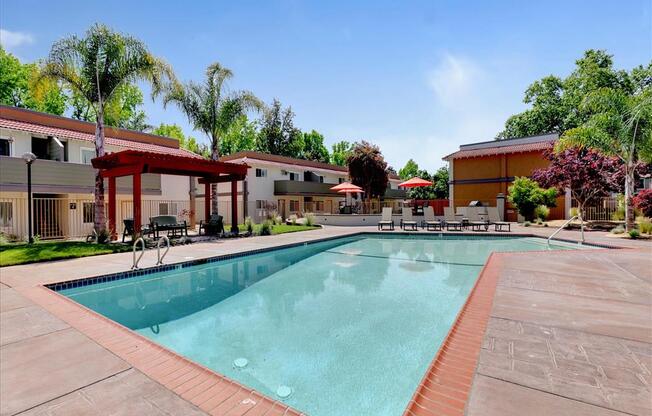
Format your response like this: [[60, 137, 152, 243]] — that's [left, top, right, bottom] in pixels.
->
[[204, 182, 211, 222], [231, 180, 238, 233], [133, 172, 142, 235], [108, 176, 117, 240]]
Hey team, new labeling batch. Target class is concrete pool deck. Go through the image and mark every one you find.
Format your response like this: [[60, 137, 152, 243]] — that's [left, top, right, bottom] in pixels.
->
[[0, 225, 650, 415]]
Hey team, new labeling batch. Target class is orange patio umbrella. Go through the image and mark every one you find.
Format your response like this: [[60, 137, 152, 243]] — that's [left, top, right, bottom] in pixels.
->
[[330, 182, 362, 192], [337, 188, 363, 194], [398, 177, 433, 188]]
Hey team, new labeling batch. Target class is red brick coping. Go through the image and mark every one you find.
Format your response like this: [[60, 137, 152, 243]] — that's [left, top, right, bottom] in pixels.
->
[[402, 252, 503, 416]]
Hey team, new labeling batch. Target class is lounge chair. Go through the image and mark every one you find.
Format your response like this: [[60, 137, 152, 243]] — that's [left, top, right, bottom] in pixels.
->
[[400, 207, 418, 231], [466, 209, 489, 231], [199, 214, 224, 236], [378, 207, 394, 230], [422, 206, 442, 231], [487, 207, 511, 232], [443, 207, 463, 231]]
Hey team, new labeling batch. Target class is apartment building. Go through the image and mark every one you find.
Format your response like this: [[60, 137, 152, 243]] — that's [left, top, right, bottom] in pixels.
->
[[0, 105, 197, 239]]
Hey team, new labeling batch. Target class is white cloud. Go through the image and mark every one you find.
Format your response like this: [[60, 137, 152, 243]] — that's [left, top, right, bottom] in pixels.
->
[[0, 29, 34, 51], [427, 54, 482, 109]]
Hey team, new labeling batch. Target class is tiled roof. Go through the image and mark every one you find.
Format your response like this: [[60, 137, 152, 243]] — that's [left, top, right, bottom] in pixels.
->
[[443, 140, 555, 160], [0, 118, 202, 158], [221, 150, 402, 180]]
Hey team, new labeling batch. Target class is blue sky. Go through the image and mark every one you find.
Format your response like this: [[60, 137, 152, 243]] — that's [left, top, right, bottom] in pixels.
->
[[1, 0, 650, 171]]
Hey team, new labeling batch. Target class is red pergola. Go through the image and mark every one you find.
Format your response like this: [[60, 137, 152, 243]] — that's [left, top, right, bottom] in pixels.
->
[[92, 150, 249, 237]]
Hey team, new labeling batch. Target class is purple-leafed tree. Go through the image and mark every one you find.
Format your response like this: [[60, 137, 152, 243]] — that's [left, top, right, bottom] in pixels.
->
[[532, 147, 622, 222]]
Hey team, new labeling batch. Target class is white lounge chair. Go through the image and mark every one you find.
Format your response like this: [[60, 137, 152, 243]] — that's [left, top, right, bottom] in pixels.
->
[[378, 207, 394, 230], [422, 206, 442, 231], [443, 207, 463, 231], [487, 207, 511, 232], [401, 207, 418, 231]]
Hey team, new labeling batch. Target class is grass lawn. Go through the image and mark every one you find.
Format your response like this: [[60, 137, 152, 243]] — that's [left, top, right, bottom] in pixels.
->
[[237, 223, 320, 235], [0, 241, 131, 267]]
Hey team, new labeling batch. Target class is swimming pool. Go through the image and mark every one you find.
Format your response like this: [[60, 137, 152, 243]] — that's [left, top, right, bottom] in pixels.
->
[[59, 235, 580, 415]]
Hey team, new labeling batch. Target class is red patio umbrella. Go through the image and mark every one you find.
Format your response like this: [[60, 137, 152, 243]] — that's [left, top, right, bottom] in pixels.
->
[[330, 182, 362, 191], [398, 177, 433, 188]]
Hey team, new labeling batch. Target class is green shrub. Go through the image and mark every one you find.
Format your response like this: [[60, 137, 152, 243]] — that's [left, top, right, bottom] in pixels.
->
[[304, 212, 315, 226], [612, 208, 625, 221], [0, 233, 8, 245], [523, 221, 531, 227], [508, 177, 557, 221], [611, 225, 625, 234], [244, 216, 255, 234], [535, 218, 543, 225], [289, 214, 298, 225], [628, 229, 640, 239], [638, 218, 652, 234], [274, 215, 283, 225], [97, 229, 110, 244], [259, 220, 272, 236], [534, 205, 550, 221]]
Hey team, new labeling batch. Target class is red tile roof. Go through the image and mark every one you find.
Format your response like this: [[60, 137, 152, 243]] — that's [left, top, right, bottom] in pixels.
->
[[0, 117, 202, 158], [221, 150, 402, 180], [443, 140, 555, 160]]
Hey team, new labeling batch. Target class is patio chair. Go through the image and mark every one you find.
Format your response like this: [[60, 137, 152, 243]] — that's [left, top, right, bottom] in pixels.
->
[[199, 214, 224, 236], [122, 218, 154, 242], [443, 207, 463, 231], [422, 206, 442, 231], [400, 207, 418, 231], [377, 207, 394, 230], [466, 209, 489, 231], [487, 207, 511, 232]]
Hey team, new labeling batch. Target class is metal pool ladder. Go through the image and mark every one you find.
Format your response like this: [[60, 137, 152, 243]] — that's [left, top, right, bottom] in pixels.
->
[[547, 215, 584, 247], [156, 236, 170, 265], [132, 237, 145, 269]]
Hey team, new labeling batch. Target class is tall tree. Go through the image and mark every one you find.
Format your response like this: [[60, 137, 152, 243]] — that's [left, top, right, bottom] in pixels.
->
[[300, 129, 330, 162], [0, 46, 66, 115], [161, 62, 262, 213], [70, 82, 150, 131], [347, 141, 389, 213], [398, 158, 419, 180], [220, 115, 258, 155], [330, 140, 353, 166], [497, 50, 645, 139], [152, 122, 209, 157], [256, 99, 303, 157], [558, 84, 652, 230], [40, 23, 174, 236]]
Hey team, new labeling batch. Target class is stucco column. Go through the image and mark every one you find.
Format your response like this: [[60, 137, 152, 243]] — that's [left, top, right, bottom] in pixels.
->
[[496, 193, 505, 221], [204, 182, 211, 222], [230, 180, 238, 233]]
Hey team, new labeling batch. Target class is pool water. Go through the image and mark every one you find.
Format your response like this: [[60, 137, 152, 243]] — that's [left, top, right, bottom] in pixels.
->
[[61, 235, 579, 415]]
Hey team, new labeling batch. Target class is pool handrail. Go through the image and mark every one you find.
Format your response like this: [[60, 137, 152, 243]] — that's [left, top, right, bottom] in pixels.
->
[[547, 215, 583, 246], [156, 235, 170, 265], [132, 237, 145, 270]]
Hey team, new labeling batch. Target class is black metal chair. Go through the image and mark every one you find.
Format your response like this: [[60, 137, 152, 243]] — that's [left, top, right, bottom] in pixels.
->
[[199, 214, 224, 236]]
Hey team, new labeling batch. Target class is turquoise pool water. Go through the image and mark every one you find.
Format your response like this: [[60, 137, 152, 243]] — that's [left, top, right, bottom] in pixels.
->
[[61, 235, 579, 415]]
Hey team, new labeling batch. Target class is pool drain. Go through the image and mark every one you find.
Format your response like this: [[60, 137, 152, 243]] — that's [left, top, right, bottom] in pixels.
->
[[276, 385, 292, 398], [233, 358, 248, 369]]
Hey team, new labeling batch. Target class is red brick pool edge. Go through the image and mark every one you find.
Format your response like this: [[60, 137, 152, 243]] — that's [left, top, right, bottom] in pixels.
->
[[403, 252, 503, 416]]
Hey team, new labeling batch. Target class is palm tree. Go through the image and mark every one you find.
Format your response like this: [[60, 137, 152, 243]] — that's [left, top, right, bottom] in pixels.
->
[[559, 87, 652, 230], [39, 23, 174, 237], [160, 62, 262, 213]]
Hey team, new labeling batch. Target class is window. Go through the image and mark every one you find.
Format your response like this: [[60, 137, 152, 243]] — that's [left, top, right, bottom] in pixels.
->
[[316, 201, 324, 211], [289, 172, 300, 181], [256, 200, 266, 209], [289, 200, 300, 212], [338, 178, 345, 184], [80, 148, 95, 165], [82, 202, 94, 223], [255, 168, 267, 177], [0, 138, 11, 156], [0, 201, 12, 226], [158, 202, 178, 216], [319, 176, 324, 183]]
